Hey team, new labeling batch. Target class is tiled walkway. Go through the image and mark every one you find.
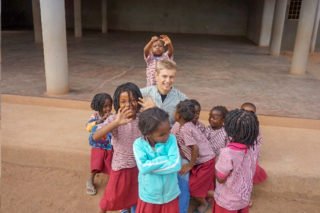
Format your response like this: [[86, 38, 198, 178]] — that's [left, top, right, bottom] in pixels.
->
[[2, 31, 320, 119]]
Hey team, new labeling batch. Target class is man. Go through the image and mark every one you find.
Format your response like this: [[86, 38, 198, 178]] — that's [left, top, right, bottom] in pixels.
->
[[139, 59, 187, 125], [139, 59, 190, 213]]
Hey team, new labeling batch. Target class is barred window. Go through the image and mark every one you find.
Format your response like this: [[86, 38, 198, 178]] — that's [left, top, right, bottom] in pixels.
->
[[288, 0, 302, 20]]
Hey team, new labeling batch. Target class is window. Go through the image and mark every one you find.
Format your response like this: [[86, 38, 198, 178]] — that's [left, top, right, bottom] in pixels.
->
[[288, 0, 302, 20]]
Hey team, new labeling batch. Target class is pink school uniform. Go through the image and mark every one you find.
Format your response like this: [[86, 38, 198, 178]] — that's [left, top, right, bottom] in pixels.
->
[[206, 126, 229, 156], [98, 114, 141, 211], [252, 133, 267, 184], [194, 121, 207, 134], [214, 143, 257, 213], [172, 122, 216, 198], [145, 52, 173, 86]]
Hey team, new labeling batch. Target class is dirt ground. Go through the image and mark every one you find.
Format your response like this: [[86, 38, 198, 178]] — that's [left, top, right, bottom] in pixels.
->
[[1, 98, 320, 213], [1, 162, 320, 213]]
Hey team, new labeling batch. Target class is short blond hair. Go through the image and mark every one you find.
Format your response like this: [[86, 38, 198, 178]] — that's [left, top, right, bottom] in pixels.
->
[[156, 59, 177, 73]]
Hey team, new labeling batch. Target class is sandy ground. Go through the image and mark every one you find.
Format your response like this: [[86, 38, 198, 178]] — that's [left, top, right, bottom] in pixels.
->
[[1, 97, 320, 213], [2, 162, 320, 213]]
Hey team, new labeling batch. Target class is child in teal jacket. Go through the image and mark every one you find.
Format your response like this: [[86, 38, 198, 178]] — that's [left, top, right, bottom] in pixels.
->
[[133, 107, 181, 213]]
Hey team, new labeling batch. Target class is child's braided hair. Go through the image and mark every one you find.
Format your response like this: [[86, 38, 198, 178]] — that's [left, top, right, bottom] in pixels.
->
[[224, 109, 259, 148]]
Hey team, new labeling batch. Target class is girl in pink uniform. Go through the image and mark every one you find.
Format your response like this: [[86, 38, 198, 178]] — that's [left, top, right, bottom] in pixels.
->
[[240, 102, 267, 207], [144, 35, 174, 86], [214, 109, 259, 213], [172, 100, 215, 213], [94, 83, 143, 213], [240, 102, 267, 185]]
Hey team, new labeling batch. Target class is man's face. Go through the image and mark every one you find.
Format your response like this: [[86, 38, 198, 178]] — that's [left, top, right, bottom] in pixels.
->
[[156, 68, 176, 94]]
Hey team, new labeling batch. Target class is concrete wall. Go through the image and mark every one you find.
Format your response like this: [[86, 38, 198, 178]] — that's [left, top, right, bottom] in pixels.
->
[[281, 9, 298, 51], [66, 0, 249, 36], [2, 0, 250, 36], [281, 1, 320, 52], [317, 27, 320, 50], [247, 0, 264, 44], [2, 0, 33, 29], [247, 0, 320, 51], [2, 0, 319, 50]]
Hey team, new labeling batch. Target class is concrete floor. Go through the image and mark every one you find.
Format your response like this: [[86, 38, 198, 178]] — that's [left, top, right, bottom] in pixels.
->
[[2, 96, 320, 212], [1, 30, 320, 119]]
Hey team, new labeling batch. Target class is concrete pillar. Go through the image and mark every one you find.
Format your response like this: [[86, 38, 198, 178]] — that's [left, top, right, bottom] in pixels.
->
[[74, 0, 82, 38], [101, 0, 108, 33], [290, 0, 318, 75], [310, 0, 320, 53], [259, 0, 276, 46], [270, 0, 288, 56], [32, 0, 42, 43], [40, 0, 69, 94]]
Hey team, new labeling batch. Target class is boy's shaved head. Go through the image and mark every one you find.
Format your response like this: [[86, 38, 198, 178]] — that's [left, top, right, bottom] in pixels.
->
[[241, 102, 256, 113]]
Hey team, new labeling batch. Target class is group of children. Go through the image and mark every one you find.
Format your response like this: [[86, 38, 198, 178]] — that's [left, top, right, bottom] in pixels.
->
[[83, 35, 267, 213]]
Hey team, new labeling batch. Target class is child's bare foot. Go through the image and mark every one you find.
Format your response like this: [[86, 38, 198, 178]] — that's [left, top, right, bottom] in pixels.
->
[[249, 199, 253, 208], [86, 180, 97, 195], [194, 201, 209, 213]]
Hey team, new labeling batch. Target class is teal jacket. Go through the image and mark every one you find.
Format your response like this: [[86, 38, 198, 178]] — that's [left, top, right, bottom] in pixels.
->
[[133, 134, 181, 204]]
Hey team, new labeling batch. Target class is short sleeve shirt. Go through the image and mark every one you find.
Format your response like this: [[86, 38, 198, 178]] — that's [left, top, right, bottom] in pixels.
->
[[214, 143, 257, 210], [144, 52, 173, 86], [172, 122, 215, 164], [97, 115, 141, 171]]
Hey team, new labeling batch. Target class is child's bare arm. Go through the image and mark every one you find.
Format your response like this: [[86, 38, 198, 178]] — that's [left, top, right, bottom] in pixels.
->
[[93, 108, 132, 140], [215, 150, 233, 184], [180, 144, 199, 175], [160, 35, 174, 58], [144, 36, 158, 58]]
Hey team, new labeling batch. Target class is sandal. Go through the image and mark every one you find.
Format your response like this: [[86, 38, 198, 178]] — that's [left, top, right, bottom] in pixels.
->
[[86, 180, 97, 195]]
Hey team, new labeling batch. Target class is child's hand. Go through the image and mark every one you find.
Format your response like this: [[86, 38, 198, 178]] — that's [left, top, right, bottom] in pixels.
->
[[115, 107, 133, 125], [138, 97, 156, 111], [96, 112, 111, 124], [179, 164, 193, 175], [102, 112, 111, 120], [160, 35, 171, 45], [151, 36, 159, 42]]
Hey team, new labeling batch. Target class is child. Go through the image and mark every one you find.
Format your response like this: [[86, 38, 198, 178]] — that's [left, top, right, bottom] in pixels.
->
[[144, 35, 174, 86], [240, 102, 267, 185], [214, 109, 259, 213], [172, 100, 216, 213], [241, 102, 267, 208], [133, 107, 181, 213], [190, 99, 206, 133], [93, 82, 143, 213], [86, 93, 113, 196], [206, 106, 229, 156]]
